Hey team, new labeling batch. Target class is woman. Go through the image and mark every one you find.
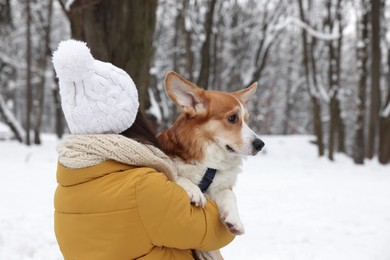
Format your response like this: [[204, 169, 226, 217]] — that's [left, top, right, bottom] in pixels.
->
[[53, 40, 233, 260]]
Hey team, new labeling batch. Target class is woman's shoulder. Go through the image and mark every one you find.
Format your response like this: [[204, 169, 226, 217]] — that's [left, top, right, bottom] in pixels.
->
[[121, 165, 173, 194], [131, 167, 171, 190], [133, 167, 186, 204]]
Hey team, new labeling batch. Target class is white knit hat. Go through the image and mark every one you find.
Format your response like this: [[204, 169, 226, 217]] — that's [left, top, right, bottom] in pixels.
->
[[52, 39, 139, 134]]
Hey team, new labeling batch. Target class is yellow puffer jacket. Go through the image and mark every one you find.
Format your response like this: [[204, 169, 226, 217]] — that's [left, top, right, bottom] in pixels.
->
[[55, 160, 234, 260]]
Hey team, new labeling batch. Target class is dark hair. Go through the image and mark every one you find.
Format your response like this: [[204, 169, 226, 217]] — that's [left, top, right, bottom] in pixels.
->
[[120, 110, 161, 148]]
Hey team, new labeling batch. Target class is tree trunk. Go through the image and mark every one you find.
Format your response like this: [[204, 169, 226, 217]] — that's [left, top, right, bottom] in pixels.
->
[[172, 2, 183, 73], [33, 0, 54, 145], [185, 23, 194, 82], [52, 75, 64, 139], [328, 98, 337, 160], [0, 0, 11, 29], [336, 2, 346, 154], [25, 0, 32, 146], [211, 17, 220, 90], [367, 0, 381, 159], [69, 0, 158, 112], [326, 0, 335, 160], [196, 0, 217, 89], [312, 96, 325, 156], [353, 0, 369, 164], [336, 99, 346, 153], [379, 113, 390, 164], [227, 0, 242, 88], [183, 0, 194, 82], [172, 0, 193, 82], [283, 37, 294, 135], [378, 47, 390, 164], [326, 0, 344, 160], [298, 0, 324, 156]]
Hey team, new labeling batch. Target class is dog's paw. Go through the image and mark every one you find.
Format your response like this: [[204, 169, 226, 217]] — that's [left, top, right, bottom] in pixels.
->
[[221, 212, 245, 235], [177, 178, 207, 207], [193, 250, 223, 260], [187, 186, 207, 207], [225, 221, 245, 235]]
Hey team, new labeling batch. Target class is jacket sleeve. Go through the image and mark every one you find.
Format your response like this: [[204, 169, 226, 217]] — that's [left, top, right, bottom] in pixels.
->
[[135, 172, 234, 251]]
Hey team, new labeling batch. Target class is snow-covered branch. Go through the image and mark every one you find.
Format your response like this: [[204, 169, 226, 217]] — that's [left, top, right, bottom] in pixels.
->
[[0, 94, 25, 142], [287, 16, 341, 41], [382, 102, 390, 117]]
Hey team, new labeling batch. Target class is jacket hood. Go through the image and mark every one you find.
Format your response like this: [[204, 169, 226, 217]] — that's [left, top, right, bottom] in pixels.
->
[[57, 160, 134, 186]]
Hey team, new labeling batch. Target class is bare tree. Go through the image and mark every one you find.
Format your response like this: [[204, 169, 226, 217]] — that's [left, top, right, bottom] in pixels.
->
[[367, 0, 381, 159], [25, 0, 32, 145], [297, 0, 325, 156], [326, 0, 345, 160], [184, 0, 194, 83], [353, 0, 369, 164], [196, 0, 217, 89], [171, 0, 194, 81], [33, 0, 54, 144], [247, 0, 287, 85], [379, 82, 390, 164], [379, 0, 390, 164], [0, 0, 25, 142]]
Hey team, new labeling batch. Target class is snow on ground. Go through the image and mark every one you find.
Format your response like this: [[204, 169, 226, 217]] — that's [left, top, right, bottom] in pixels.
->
[[0, 135, 60, 260], [223, 136, 390, 260], [0, 135, 389, 260]]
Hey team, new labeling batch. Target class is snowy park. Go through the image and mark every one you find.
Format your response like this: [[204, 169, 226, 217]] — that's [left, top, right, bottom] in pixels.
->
[[0, 135, 389, 260], [1, 0, 390, 259]]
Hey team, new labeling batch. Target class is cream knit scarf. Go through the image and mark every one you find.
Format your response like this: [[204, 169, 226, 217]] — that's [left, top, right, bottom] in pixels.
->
[[57, 134, 177, 181]]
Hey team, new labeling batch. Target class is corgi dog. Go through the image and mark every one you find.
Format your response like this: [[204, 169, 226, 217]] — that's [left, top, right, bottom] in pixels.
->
[[157, 71, 264, 238]]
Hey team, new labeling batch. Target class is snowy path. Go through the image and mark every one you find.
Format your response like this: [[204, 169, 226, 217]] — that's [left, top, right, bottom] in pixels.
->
[[0, 135, 389, 260]]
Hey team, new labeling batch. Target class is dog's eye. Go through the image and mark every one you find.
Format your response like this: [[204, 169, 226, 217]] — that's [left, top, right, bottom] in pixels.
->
[[228, 114, 238, 124]]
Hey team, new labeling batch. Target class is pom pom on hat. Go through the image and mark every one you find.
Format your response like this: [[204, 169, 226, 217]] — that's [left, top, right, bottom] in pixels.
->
[[52, 40, 95, 83], [52, 39, 139, 135]]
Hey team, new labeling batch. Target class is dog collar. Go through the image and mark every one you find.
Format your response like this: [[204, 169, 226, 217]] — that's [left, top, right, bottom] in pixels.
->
[[198, 168, 217, 193]]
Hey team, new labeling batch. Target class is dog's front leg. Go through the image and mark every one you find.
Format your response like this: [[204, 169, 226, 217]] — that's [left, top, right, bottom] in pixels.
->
[[177, 176, 207, 207], [212, 189, 244, 235]]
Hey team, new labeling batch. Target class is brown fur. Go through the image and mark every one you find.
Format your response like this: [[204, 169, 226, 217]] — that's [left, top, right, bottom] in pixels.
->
[[158, 90, 248, 163]]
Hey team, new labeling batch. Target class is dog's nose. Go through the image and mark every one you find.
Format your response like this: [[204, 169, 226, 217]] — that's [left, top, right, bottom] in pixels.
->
[[252, 138, 265, 152]]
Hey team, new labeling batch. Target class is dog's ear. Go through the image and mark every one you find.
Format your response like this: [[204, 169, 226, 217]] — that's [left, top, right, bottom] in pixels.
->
[[165, 71, 206, 117], [232, 82, 257, 105]]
